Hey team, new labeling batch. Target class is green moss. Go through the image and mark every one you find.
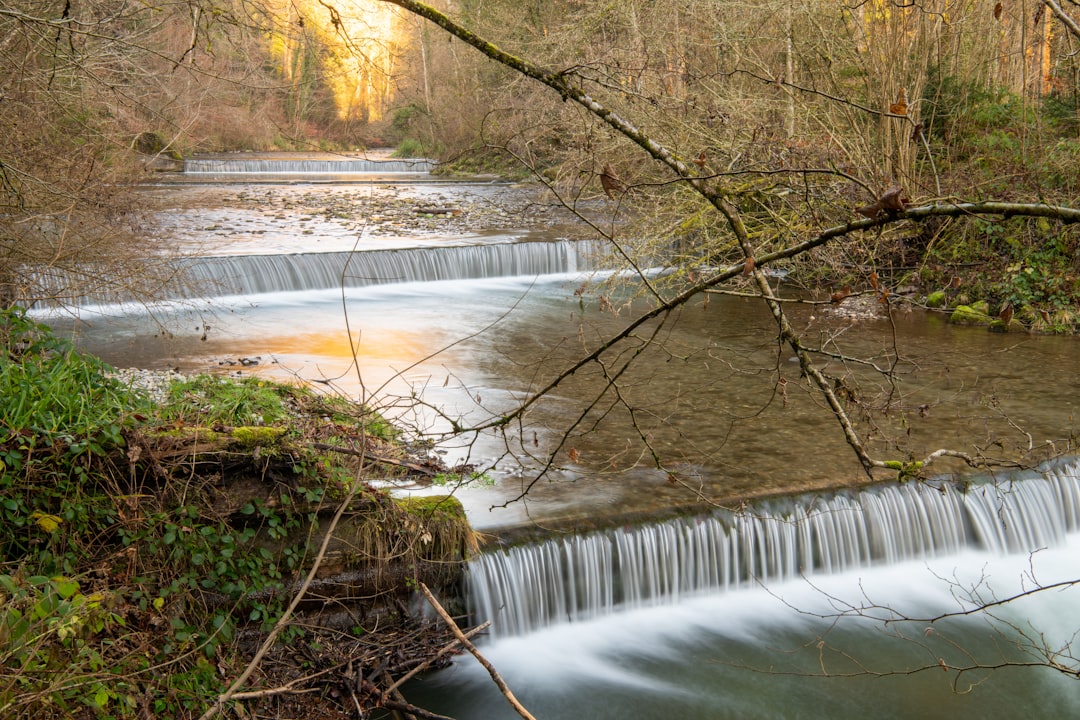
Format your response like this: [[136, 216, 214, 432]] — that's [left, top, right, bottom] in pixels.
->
[[926, 290, 947, 308], [229, 426, 286, 447], [949, 304, 991, 325], [397, 494, 466, 521]]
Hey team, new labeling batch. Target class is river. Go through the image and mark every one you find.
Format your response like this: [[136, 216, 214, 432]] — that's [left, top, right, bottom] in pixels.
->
[[44, 153, 1080, 718]]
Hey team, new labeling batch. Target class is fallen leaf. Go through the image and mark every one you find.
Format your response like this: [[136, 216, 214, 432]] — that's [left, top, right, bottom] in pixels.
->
[[994, 2, 1002, 20], [693, 150, 707, 168], [569, 448, 581, 463], [743, 257, 755, 276]]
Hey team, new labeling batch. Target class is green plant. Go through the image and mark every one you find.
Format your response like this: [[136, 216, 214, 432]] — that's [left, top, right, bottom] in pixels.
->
[[0, 574, 130, 716], [164, 375, 293, 427], [0, 308, 152, 566], [392, 137, 428, 158]]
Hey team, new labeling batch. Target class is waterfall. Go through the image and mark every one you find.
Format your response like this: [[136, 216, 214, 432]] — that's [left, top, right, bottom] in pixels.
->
[[183, 156, 434, 174], [468, 460, 1080, 638], [34, 240, 600, 305]]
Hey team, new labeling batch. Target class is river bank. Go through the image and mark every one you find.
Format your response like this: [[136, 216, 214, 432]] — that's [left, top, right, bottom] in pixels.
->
[[1, 310, 481, 719]]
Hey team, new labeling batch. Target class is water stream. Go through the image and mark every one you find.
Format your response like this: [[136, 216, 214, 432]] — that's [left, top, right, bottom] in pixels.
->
[[44, 154, 1080, 717]]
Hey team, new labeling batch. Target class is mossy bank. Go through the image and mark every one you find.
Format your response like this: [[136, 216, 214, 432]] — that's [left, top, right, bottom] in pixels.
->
[[0, 308, 475, 719]]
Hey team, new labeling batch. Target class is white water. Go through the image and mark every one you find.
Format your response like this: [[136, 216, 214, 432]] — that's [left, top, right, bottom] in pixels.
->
[[469, 461, 1080, 638], [415, 536, 1080, 719], [182, 155, 434, 174], [407, 464, 1080, 718], [32, 239, 601, 305]]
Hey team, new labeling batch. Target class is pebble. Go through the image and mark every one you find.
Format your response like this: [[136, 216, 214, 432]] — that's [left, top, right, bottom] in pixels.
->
[[108, 367, 187, 403]]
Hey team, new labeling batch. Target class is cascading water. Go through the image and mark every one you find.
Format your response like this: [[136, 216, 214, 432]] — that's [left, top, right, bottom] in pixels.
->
[[468, 459, 1080, 638], [183, 155, 435, 174], [31, 239, 601, 306]]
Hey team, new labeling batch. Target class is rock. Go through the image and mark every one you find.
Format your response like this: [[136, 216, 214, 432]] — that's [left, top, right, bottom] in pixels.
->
[[949, 304, 991, 325]]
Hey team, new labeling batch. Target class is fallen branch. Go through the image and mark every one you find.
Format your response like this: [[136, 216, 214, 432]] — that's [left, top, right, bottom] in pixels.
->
[[419, 583, 536, 720], [384, 620, 491, 695], [311, 441, 439, 476]]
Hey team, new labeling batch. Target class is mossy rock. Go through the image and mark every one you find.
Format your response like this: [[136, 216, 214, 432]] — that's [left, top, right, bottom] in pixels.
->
[[397, 495, 466, 522], [925, 290, 947, 308], [988, 318, 1026, 333], [950, 304, 991, 325]]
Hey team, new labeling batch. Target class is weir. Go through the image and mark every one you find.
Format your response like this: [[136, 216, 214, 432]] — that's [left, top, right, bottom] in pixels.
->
[[34, 239, 601, 305], [173, 240, 598, 299], [468, 459, 1080, 638], [183, 156, 434, 174]]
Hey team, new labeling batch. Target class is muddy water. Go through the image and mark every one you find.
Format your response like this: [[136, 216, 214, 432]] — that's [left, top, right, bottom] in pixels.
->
[[53, 176, 1080, 532]]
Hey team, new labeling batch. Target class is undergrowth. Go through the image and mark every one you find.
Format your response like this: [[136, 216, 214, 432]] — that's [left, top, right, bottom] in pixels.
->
[[0, 308, 465, 719]]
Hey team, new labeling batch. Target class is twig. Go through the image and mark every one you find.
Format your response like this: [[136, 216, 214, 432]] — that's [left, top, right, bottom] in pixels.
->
[[419, 583, 536, 720], [311, 441, 438, 476], [197, 470, 370, 720], [384, 620, 491, 695]]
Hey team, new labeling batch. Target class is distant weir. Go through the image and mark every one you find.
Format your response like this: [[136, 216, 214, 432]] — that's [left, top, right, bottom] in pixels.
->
[[467, 459, 1080, 637], [183, 156, 434, 174]]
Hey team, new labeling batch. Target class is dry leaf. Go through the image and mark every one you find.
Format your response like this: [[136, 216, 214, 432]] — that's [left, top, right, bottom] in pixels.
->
[[599, 163, 627, 199], [568, 448, 581, 463], [743, 257, 755, 276], [693, 150, 707, 168], [857, 186, 909, 219], [869, 272, 879, 291], [830, 286, 851, 304], [999, 302, 1014, 325], [889, 87, 908, 115], [994, 2, 1002, 20]]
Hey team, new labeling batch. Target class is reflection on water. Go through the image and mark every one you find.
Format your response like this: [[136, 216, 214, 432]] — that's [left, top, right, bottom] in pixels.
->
[[56, 274, 1080, 531]]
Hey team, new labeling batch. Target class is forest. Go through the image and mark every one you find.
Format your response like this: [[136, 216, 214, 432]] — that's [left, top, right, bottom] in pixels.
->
[[2, 1, 1080, 718]]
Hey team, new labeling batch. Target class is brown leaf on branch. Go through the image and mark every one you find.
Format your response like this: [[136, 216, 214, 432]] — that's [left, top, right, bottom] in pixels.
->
[[869, 272, 879, 291], [743, 257, 755, 276], [888, 87, 908, 115], [599, 163, 627, 199], [830, 286, 851, 304], [855, 186, 909, 219]]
